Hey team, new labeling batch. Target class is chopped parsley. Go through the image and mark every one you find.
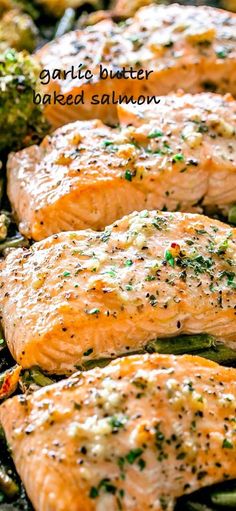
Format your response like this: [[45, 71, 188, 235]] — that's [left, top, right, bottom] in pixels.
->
[[83, 348, 94, 356], [109, 415, 126, 430], [124, 170, 134, 181], [89, 479, 117, 499], [126, 448, 143, 464], [100, 230, 111, 242], [102, 140, 113, 147], [219, 271, 236, 287], [165, 250, 175, 267], [217, 239, 229, 255], [62, 271, 71, 277], [138, 458, 146, 471], [147, 129, 163, 139], [89, 487, 99, 499], [87, 308, 100, 315], [145, 275, 156, 281], [177, 255, 213, 274], [216, 48, 229, 59], [172, 153, 185, 163], [149, 294, 158, 307], [222, 439, 234, 449], [152, 216, 168, 230]]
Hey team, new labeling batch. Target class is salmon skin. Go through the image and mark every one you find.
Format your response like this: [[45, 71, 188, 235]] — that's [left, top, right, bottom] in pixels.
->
[[2, 353, 236, 511], [7, 92, 236, 241], [1, 210, 236, 374], [36, 3, 236, 128]]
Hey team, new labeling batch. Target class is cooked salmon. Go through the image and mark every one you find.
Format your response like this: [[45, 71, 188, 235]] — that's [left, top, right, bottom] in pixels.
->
[[36, 3, 236, 128], [2, 353, 236, 511], [1, 210, 236, 374], [7, 92, 236, 241]]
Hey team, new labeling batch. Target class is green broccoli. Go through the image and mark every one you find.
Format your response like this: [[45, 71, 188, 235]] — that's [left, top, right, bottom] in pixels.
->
[[13, 0, 41, 20], [0, 0, 41, 19], [0, 8, 38, 52], [0, 48, 50, 155]]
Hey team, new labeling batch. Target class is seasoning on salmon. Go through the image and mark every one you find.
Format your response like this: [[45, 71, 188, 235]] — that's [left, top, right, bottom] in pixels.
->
[[7, 92, 236, 241], [2, 353, 236, 511], [36, 3, 236, 128], [1, 210, 236, 374]]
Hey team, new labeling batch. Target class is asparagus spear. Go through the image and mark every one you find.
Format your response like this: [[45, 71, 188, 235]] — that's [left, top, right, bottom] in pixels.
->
[[185, 503, 216, 511], [78, 335, 236, 372], [197, 344, 236, 365], [54, 8, 76, 38], [21, 368, 54, 391], [29, 368, 54, 387], [0, 234, 29, 253], [146, 333, 215, 355], [146, 335, 236, 365], [228, 205, 236, 225], [0, 338, 6, 349], [211, 490, 236, 507], [79, 357, 113, 371], [0, 467, 18, 500]]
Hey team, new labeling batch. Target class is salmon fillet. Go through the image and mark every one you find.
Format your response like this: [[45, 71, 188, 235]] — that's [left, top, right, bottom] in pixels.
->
[[2, 353, 236, 511], [1, 210, 236, 374], [7, 92, 236, 241], [36, 3, 236, 127]]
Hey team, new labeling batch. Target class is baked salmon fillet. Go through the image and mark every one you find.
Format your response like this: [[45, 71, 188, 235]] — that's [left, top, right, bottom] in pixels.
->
[[2, 353, 236, 511], [7, 92, 236, 241], [1, 210, 236, 374], [36, 3, 236, 127]]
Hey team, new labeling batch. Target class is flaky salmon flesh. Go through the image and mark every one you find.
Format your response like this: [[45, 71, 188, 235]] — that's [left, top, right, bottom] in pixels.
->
[[7, 92, 236, 241], [2, 354, 236, 511], [1, 210, 236, 374], [37, 3, 236, 127]]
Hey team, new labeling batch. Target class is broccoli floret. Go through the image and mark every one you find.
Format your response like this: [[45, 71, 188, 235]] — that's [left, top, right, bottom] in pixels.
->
[[0, 0, 40, 19], [0, 211, 11, 241], [0, 48, 50, 155], [13, 0, 41, 20], [0, 8, 38, 52]]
